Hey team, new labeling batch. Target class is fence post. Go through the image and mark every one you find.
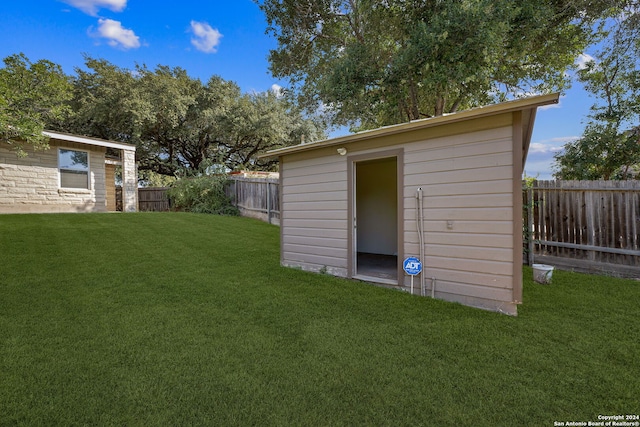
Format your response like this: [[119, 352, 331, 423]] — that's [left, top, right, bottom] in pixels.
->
[[266, 181, 271, 224], [527, 186, 534, 266], [586, 189, 595, 261], [234, 179, 238, 208]]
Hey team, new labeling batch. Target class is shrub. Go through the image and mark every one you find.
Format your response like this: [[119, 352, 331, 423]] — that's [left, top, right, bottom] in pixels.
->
[[166, 175, 239, 215]]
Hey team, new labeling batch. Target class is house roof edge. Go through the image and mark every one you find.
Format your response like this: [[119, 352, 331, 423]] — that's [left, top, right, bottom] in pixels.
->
[[43, 131, 136, 152], [258, 93, 559, 159]]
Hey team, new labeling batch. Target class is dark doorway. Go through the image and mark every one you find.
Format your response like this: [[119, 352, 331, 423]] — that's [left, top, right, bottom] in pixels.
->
[[354, 156, 398, 283]]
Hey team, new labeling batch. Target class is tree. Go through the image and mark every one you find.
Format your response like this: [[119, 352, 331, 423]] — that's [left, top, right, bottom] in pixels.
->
[[63, 56, 324, 177], [0, 53, 72, 155], [554, 123, 640, 180], [554, 4, 640, 179], [66, 56, 139, 144], [257, 0, 610, 130], [134, 68, 237, 177], [216, 90, 325, 171]]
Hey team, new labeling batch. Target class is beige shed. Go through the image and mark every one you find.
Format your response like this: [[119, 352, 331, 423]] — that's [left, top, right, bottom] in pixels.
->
[[259, 93, 558, 315]]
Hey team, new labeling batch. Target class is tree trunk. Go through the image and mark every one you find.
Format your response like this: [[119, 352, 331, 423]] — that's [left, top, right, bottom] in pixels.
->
[[408, 80, 420, 121], [434, 96, 445, 117]]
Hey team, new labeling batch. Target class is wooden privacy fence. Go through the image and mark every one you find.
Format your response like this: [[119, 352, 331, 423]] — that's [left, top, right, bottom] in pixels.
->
[[524, 180, 640, 277], [138, 187, 171, 212], [124, 178, 280, 223], [128, 178, 639, 277], [226, 177, 280, 225]]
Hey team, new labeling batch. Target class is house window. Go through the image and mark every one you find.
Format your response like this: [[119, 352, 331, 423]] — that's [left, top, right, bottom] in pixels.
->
[[59, 148, 89, 189]]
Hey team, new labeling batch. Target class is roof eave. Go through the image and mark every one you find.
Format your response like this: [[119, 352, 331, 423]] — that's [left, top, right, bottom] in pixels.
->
[[43, 131, 136, 152], [258, 93, 559, 159]]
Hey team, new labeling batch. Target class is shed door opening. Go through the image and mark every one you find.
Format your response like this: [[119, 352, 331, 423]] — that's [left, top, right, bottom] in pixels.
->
[[354, 157, 398, 282]]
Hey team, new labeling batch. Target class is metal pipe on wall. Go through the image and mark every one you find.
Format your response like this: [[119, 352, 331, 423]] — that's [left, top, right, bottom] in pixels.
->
[[416, 187, 426, 296]]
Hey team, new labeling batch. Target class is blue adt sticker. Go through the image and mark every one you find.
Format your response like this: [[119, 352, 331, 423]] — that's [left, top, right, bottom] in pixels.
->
[[403, 257, 422, 275]]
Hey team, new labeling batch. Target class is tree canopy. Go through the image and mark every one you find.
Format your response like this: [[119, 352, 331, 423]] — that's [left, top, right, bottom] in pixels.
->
[[0, 53, 72, 156], [58, 56, 325, 177], [1, 53, 324, 177], [257, 0, 612, 130], [554, 4, 640, 180]]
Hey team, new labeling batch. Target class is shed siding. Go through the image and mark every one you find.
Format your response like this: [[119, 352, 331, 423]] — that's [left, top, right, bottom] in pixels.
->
[[281, 152, 349, 275], [402, 124, 516, 313], [271, 95, 560, 315], [0, 140, 107, 213], [281, 117, 519, 314]]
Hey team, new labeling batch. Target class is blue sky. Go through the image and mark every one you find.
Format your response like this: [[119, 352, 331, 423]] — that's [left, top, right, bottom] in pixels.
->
[[1, 0, 598, 179]]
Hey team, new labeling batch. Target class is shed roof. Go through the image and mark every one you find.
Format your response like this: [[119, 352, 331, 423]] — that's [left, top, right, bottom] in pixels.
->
[[259, 93, 559, 161], [43, 130, 136, 152]]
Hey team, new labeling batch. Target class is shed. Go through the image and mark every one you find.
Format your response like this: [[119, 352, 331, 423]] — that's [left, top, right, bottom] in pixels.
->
[[0, 131, 137, 213], [259, 93, 559, 315]]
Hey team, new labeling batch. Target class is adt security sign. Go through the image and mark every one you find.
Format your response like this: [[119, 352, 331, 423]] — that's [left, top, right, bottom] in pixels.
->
[[403, 257, 422, 276]]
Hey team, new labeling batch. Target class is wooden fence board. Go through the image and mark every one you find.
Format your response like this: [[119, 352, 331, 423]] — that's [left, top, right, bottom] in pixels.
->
[[524, 180, 640, 278], [127, 178, 639, 278], [226, 177, 280, 225], [129, 177, 280, 224], [138, 187, 170, 212]]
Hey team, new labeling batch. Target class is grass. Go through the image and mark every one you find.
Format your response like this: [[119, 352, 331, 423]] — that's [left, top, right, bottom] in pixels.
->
[[0, 213, 638, 426]]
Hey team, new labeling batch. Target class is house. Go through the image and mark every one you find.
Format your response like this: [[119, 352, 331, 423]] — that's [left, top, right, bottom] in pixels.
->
[[258, 93, 559, 315], [0, 131, 137, 213]]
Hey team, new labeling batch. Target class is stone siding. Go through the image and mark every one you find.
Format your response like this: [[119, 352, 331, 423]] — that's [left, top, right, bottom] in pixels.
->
[[121, 149, 138, 212], [0, 141, 108, 213]]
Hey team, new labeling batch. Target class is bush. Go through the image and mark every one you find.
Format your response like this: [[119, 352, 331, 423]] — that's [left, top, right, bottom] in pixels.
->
[[166, 175, 239, 215]]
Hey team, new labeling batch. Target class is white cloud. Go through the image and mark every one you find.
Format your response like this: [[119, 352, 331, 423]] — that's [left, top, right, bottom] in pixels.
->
[[523, 159, 556, 180], [575, 53, 595, 71], [270, 84, 283, 97], [529, 137, 577, 154], [524, 138, 577, 179], [93, 18, 140, 49], [62, 0, 126, 16], [190, 21, 223, 53]]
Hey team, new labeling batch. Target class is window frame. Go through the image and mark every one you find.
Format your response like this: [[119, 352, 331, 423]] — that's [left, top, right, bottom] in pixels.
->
[[58, 148, 90, 190]]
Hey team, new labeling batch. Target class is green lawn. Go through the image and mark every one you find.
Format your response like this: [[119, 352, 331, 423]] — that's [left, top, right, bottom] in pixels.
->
[[1, 213, 638, 426]]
